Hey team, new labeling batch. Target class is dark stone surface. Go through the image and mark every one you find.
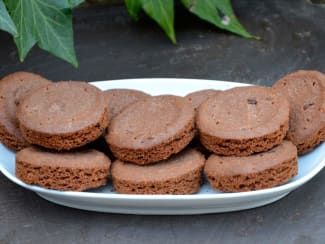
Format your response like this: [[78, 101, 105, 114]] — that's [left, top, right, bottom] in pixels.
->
[[0, 0, 324, 243]]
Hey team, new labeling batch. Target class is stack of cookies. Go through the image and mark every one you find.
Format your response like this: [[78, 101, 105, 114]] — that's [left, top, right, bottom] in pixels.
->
[[194, 70, 325, 192], [0, 70, 324, 194], [197, 86, 298, 192], [105, 94, 205, 194], [0, 72, 111, 191]]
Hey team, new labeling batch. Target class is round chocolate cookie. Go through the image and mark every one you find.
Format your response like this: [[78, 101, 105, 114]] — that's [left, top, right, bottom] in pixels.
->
[[111, 149, 205, 194], [106, 95, 196, 164], [16, 147, 111, 191], [185, 89, 219, 110], [205, 140, 298, 192], [0, 72, 51, 151], [185, 89, 220, 157], [104, 89, 150, 121], [197, 86, 290, 156], [273, 70, 325, 154], [17, 81, 109, 150]]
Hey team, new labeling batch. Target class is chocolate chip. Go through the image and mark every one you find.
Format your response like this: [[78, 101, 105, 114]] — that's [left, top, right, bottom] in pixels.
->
[[247, 98, 257, 105], [303, 101, 314, 110]]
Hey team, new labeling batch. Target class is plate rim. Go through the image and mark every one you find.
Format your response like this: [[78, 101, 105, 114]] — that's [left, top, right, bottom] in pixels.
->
[[1, 151, 324, 200], [0, 78, 324, 210]]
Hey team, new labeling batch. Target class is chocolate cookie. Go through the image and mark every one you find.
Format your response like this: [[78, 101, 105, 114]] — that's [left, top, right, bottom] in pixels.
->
[[17, 81, 109, 150], [104, 89, 150, 121], [273, 70, 325, 154], [106, 95, 196, 164], [0, 72, 51, 150], [16, 147, 111, 191], [197, 86, 290, 156], [111, 149, 205, 194], [185, 89, 220, 156], [185, 89, 219, 110], [205, 140, 298, 192]]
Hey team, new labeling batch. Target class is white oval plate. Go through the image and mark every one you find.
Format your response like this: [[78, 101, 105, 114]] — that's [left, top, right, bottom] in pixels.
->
[[0, 78, 324, 215]]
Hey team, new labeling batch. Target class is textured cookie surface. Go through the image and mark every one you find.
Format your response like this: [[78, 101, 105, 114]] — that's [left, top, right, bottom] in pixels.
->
[[197, 86, 290, 156], [16, 147, 111, 191], [104, 89, 150, 121], [112, 149, 205, 194], [106, 95, 196, 164], [0, 72, 51, 150], [185, 89, 219, 110], [17, 81, 109, 150], [273, 70, 325, 154], [185, 89, 220, 156], [205, 140, 298, 192]]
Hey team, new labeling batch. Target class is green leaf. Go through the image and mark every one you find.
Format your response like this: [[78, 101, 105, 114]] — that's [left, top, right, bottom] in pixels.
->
[[6, 0, 78, 67], [181, 0, 259, 39], [0, 0, 17, 36], [212, 0, 259, 39], [6, 0, 37, 61], [48, 0, 85, 9], [67, 0, 84, 8], [125, 0, 142, 20], [141, 0, 176, 43]]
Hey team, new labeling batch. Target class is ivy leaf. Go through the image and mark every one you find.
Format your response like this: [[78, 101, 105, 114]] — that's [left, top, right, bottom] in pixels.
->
[[181, 0, 259, 39], [50, 0, 85, 9], [6, 0, 78, 67], [0, 0, 17, 36], [141, 0, 176, 44], [125, 0, 142, 20], [213, 0, 259, 39], [67, 0, 84, 8], [5, 0, 37, 61]]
